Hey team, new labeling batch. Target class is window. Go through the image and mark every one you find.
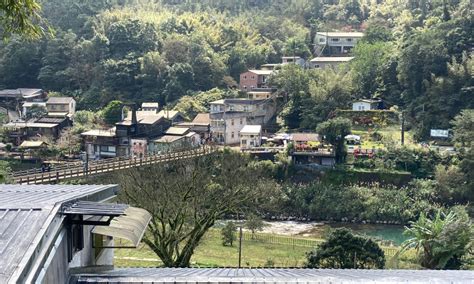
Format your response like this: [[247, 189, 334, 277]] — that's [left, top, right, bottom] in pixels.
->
[[347, 38, 353, 42], [315, 64, 320, 68], [242, 139, 247, 145], [243, 106, 249, 112], [240, 118, 243, 124], [231, 119, 234, 126], [244, 75, 247, 79], [231, 132, 234, 138], [251, 76, 255, 79], [319, 38, 325, 43], [331, 38, 340, 42]]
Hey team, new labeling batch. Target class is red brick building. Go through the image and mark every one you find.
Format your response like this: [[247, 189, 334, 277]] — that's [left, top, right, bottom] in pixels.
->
[[239, 69, 274, 92]]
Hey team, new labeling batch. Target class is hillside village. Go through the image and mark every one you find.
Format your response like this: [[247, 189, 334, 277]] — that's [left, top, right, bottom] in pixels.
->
[[0, 0, 472, 283], [0, 31, 415, 170]]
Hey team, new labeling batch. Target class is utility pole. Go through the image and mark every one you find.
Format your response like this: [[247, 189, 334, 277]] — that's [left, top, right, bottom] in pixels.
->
[[238, 225, 243, 268], [401, 111, 405, 146]]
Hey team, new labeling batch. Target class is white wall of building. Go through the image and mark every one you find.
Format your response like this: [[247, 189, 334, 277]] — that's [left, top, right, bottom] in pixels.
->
[[352, 102, 373, 111]]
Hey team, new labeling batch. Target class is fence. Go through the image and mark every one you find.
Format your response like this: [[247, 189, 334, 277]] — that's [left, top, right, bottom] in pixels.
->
[[206, 229, 401, 257], [11, 146, 214, 184]]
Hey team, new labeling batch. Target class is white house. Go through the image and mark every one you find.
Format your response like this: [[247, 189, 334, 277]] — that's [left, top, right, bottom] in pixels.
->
[[315, 32, 364, 55], [352, 99, 382, 111], [309, 57, 354, 69], [240, 125, 262, 148]]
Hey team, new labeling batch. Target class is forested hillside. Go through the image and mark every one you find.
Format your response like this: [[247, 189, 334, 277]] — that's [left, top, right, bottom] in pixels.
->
[[0, 0, 472, 138]]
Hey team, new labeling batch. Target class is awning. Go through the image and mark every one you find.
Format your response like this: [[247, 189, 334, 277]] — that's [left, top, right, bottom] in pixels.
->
[[92, 207, 152, 248]]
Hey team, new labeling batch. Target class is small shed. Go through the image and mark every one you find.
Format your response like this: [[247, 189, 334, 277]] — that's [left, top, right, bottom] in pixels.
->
[[352, 99, 382, 111], [240, 125, 262, 148]]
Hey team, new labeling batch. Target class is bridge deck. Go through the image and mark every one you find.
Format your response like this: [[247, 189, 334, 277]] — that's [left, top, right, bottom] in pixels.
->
[[11, 147, 213, 185]]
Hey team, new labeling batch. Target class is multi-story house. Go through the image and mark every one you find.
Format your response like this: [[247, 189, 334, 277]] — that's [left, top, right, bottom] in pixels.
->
[[239, 69, 274, 92], [82, 107, 184, 159], [46, 96, 76, 118], [309, 57, 354, 69], [315, 32, 364, 55], [209, 98, 276, 145]]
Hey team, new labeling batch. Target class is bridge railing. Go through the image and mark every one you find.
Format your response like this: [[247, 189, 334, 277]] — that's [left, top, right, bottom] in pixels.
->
[[13, 146, 213, 184]]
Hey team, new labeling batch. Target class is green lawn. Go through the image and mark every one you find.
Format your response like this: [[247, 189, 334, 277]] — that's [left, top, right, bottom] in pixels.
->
[[114, 229, 418, 269]]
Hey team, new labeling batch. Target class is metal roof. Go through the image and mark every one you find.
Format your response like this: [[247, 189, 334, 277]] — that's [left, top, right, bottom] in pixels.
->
[[192, 113, 211, 125], [248, 69, 274, 75], [81, 128, 116, 137], [35, 116, 67, 124], [4, 122, 59, 129], [0, 88, 44, 99], [0, 184, 118, 283], [240, 125, 262, 134], [311, 57, 355, 62], [165, 127, 189, 136], [316, 32, 364, 38], [71, 268, 474, 284], [154, 135, 186, 143], [19, 140, 48, 148], [46, 96, 75, 104], [61, 201, 128, 216]]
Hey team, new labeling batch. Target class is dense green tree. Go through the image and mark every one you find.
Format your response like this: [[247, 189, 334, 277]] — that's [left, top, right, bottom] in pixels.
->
[[245, 213, 265, 239], [0, 0, 44, 38], [351, 42, 393, 98], [270, 64, 310, 129], [221, 221, 237, 247], [316, 118, 352, 163], [0, 39, 43, 88], [306, 228, 385, 269], [101, 100, 123, 125]]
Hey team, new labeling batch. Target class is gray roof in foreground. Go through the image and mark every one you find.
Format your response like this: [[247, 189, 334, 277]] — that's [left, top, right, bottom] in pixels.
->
[[0, 184, 118, 283], [71, 268, 474, 284]]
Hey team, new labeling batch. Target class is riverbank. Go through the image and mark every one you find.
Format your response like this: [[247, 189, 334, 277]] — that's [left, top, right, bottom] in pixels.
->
[[216, 220, 408, 245]]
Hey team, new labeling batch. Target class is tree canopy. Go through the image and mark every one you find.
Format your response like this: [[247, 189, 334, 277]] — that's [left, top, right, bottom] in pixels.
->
[[306, 228, 386, 269]]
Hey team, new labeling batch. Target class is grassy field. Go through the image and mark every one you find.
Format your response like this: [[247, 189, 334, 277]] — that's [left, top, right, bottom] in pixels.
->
[[114, 229, 418, 269], [351, 126, 418, 150]]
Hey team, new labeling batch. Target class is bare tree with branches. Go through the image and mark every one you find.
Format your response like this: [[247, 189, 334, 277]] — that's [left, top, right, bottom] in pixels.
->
[[116, 149, 276, 267]]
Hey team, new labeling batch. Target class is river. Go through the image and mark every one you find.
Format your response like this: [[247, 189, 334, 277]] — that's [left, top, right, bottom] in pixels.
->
[[217, 220, 408, 246]]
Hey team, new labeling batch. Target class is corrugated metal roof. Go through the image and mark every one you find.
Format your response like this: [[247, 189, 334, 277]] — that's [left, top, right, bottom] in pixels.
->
[[0, 184, 118, 208], [61, 201, 128, 216], [0, 208, 50, 284], [47, 96, 75, 104], [71, 268, 474, 283], [0, 184, 118, 283]]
